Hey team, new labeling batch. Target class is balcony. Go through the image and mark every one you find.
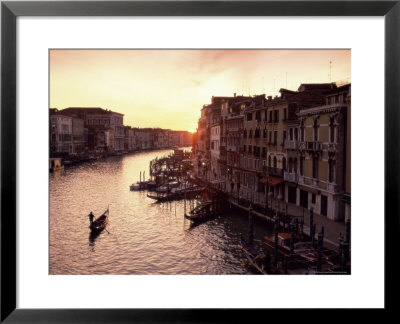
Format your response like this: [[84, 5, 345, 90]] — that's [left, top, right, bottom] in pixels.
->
[[227, 145, 237, 152], [299, 141, 323, 151], [284, 171, 298, 183], [227, 126, 239, 132], [327, 182, 340, 193], [284, 140, 299, 150]]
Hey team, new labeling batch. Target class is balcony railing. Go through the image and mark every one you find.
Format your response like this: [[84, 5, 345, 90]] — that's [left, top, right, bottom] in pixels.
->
[[284, 171, 298, 183], [327, 182, 340, 193], [227, 127, 239, 132], [227, 145, 237, 152], [284, 140, 299, 150], [299, 141, 323, 151]]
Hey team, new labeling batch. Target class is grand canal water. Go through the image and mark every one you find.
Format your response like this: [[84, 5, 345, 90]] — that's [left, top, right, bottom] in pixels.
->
[[49, 149, 273, 275]]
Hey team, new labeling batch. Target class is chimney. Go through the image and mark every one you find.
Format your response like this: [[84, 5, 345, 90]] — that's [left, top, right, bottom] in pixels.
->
[[268, 96, 272, 100], [234, 93, 236, 97]]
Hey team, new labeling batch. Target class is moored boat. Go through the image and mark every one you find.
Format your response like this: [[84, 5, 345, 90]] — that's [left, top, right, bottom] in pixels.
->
[[238, 241, 268, 274], [264, 232, 294, 256], [49, 157, 64, 172], [184, 202, 218, 224]]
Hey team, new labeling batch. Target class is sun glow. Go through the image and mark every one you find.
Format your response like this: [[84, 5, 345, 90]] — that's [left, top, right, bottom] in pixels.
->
[[50, 49, 350, 131]]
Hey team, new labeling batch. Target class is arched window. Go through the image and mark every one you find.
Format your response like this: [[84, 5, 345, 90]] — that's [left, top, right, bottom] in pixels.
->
[[244, 129, 247, 138], [268, 156, 272, 167], [249, 129, 253, 138], [273, 156, 277, 168], [282, 157, 286, 170]]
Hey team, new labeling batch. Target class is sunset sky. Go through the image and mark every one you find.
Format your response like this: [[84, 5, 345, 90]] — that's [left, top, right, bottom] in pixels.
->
[[50, 49, 350, 131]]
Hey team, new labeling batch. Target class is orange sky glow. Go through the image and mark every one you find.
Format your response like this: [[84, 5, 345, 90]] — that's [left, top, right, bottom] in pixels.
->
[[50, 49, 350, 131]]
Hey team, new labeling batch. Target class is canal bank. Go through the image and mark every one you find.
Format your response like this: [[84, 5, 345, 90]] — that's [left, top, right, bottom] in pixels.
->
[[195, 176, 345, 249], [227, 199, 343, 249]]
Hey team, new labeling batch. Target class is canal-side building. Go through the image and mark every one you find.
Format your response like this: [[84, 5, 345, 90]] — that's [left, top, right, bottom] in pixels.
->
[[194, 83, 350, 223], [234, 96, 263, 202], [294, 83, 351, 221], [60, 107, 125, 152], [154, 129, 170, 149], [196, 95, 246, 185], [50, 109, 73, 155], [124, 126, 136, 152], [195, 103, 212, 180], [71, 117, 85, 154], [87, 125, 114, 152], [218, 95, 252, 194], [265, 86, 330, 207], [134, 128, 155, 150], [210, 106, 221, 185]]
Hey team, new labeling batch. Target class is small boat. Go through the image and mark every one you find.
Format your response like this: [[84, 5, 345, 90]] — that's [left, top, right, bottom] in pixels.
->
[[147, 181, 157, 191], [264, 232, 293, 256], [130, 184, 141, 191], [49, 157, 64, 172], [146, 192, 173, 202], [184, 202, 217, 224], [130, 180, 150, 191], [90, 208, 109, 233], [238, 241, 268, 274]]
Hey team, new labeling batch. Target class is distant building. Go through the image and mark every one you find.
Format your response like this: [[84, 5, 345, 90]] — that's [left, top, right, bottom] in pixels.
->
[[49, 109, 73, 154], [60, 107, 125, 152], [135, 128, 154, 150], [124, 126, 136, 152], [72, 117, 85, 154], [87, 125, 114, 152]]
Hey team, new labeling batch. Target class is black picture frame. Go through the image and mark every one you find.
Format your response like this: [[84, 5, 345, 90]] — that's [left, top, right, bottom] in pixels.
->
[[1, 0, 398, 322]]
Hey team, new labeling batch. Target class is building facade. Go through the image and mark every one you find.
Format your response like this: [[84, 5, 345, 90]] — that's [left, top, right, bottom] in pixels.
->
[[193, 83, 350, 222], [49, 110, 73, 154]]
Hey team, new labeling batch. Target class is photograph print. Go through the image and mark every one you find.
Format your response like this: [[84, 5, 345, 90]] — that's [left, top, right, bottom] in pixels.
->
[[49, 49, 351, 275]]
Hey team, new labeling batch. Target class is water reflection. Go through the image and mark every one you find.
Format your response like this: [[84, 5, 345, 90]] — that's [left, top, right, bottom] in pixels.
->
[[88, 230, 102, 246]]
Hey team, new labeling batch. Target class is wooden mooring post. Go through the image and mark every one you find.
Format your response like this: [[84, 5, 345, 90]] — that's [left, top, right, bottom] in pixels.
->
[[317, 229, 324, 272], [248, 205, 254, 246]]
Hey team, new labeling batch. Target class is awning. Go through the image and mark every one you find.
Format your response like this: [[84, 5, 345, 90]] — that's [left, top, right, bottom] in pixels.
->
[[259, 176, 283, 186]]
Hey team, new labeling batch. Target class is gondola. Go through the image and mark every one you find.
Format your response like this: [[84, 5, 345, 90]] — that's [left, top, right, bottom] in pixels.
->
[[89, 208, 109, 233], [184, 202, 218, 224], [238, 240, 268, 275]]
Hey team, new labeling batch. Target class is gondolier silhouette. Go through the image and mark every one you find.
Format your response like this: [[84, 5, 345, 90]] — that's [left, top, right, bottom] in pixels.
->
[[88, 211, 95, 227]]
